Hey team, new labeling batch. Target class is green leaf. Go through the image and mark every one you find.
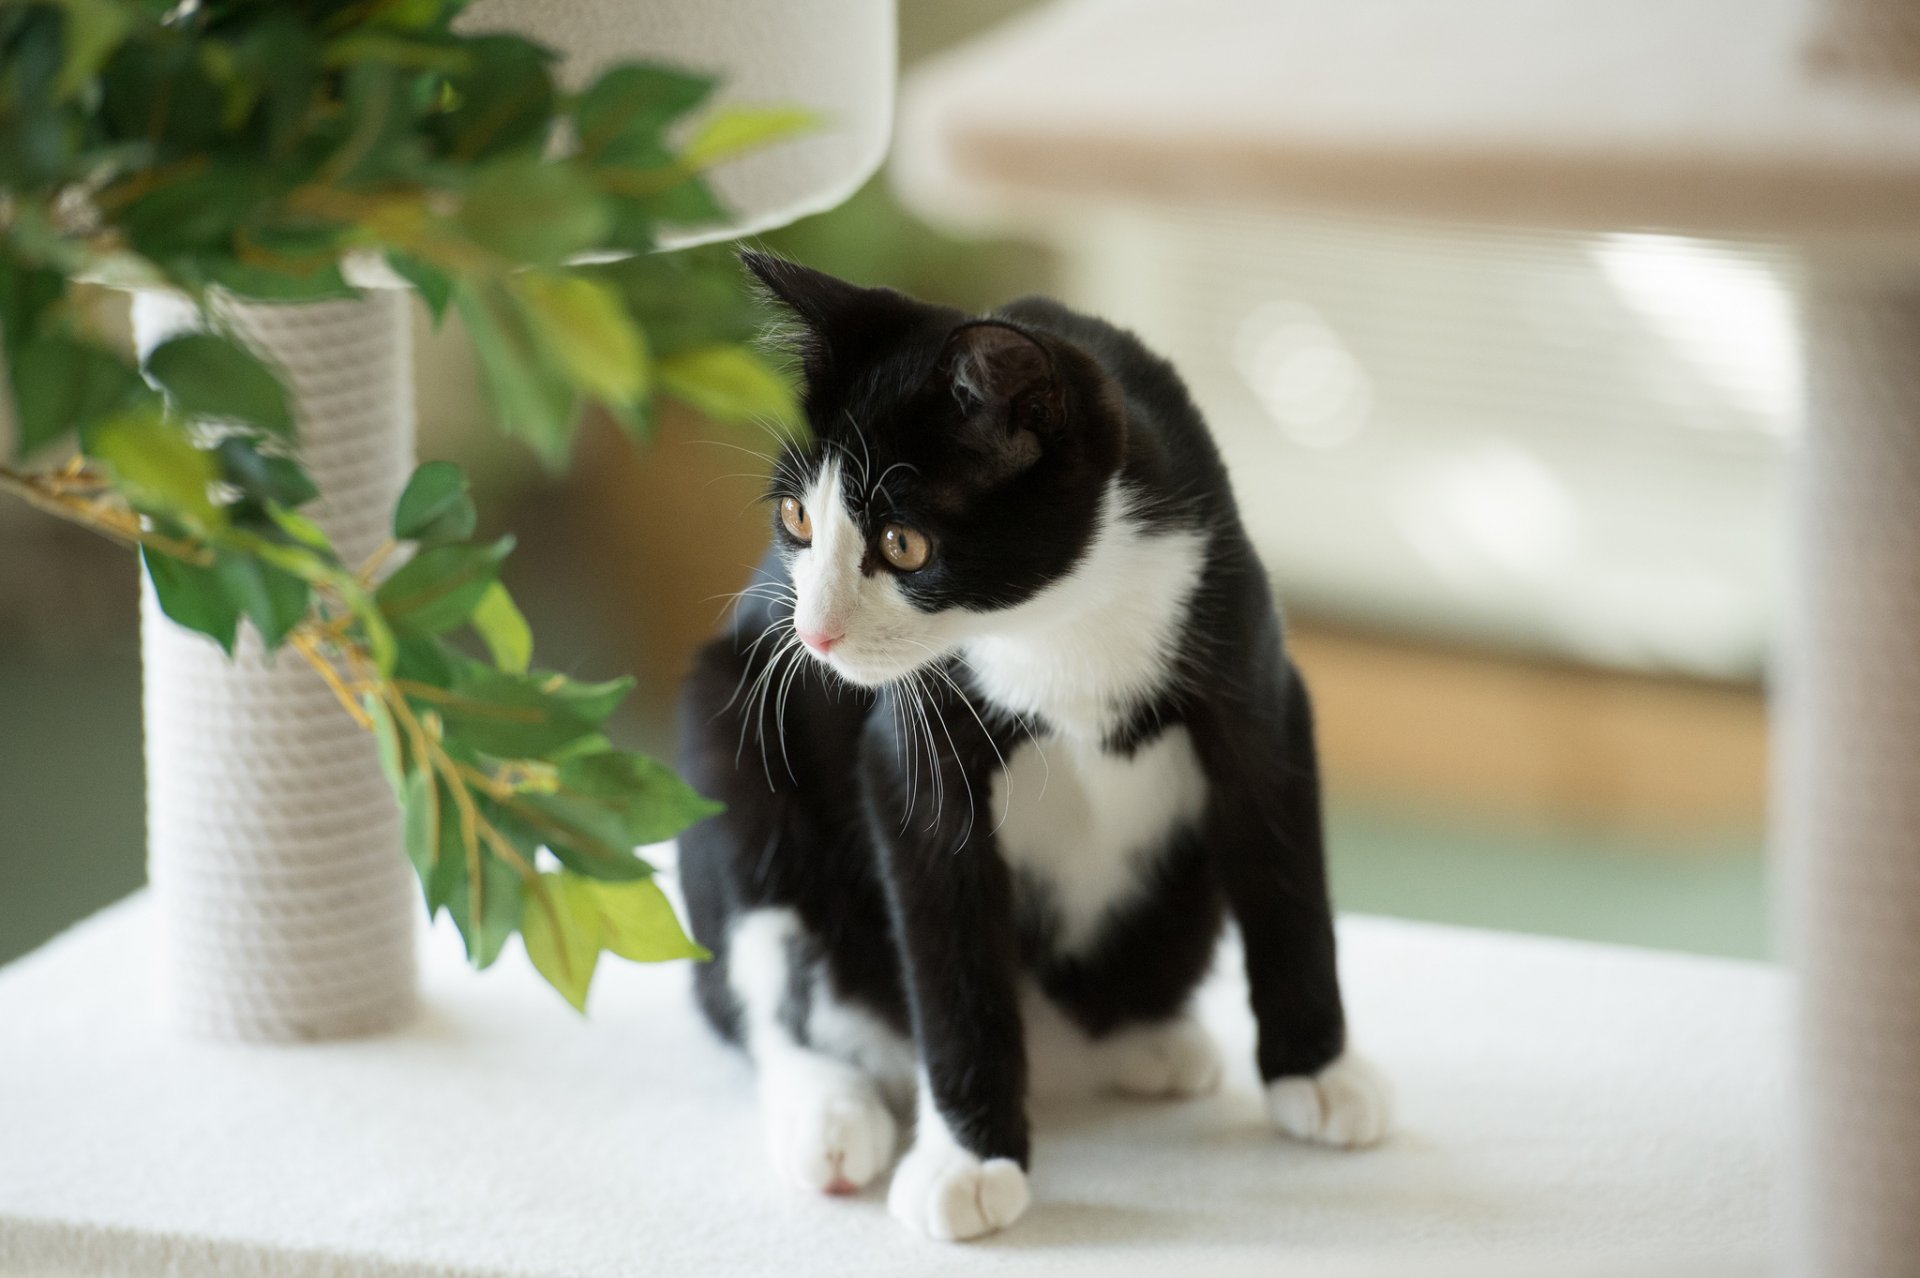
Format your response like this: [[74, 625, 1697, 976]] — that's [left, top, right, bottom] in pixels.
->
[[434, 36, 557, 161], [454, 285, 579, 467], [656, 344, 798, 428], [375, 536, 513, 634], [471, 581, 532, 674], [401, 766, 465, 915], [200, 257, 357, 303], [0, 256, 65, 353], [514, 791, 648, 881], [214, 549, 310, 651], [509, 271, 649, 405], [268, 506, 331, 551], [8, 332, 144, 456], [682, 105, 817, 169], [393, 632, 457, 687], [142, 546, 238, 655], [581, 246, 764, 358], [145, 333, 294, 437], [85, 407, 224, 527], [217, 438, 319, 508], [55, 0, 136, 100], [432, 665, 599, 758], [392, 460, 476, 544], [590, 878, 707, 963], [457, 159, 608, 267], [445, 833, 524, 970], [575, 65, 713, 163], [386, 253, 453, 325], [368, 695, 405, 791], [543, 673, 634, 727], [522, 872, 601, 1012], [558, 749, 723, 844], [633, 175, 727, 229]]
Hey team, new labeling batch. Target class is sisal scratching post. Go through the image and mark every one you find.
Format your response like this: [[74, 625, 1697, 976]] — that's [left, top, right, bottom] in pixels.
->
[[1782, 11, 1920, 1274], [1781, 268, 1920, 1273], [135, 289, 418, 1041]]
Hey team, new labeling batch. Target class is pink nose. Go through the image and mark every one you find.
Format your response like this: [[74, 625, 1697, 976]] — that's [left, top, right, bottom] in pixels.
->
[[797, 625, 843, 654]]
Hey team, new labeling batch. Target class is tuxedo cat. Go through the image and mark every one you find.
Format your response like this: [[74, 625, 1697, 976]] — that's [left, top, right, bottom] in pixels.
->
[[676, 252, 1389, 1242]]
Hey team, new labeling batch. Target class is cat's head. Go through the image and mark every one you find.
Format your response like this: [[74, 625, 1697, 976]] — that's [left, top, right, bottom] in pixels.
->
[[745, 251, 1128, 688]]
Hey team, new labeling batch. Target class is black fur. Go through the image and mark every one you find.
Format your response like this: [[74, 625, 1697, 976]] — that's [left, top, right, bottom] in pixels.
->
[[677, 253, 1347, 1172]]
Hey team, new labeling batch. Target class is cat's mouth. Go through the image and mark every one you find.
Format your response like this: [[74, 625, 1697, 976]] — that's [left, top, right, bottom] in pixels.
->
[[795, 632, 936, 690]]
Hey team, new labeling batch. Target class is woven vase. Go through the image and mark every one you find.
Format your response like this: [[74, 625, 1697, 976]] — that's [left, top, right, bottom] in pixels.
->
[[133, 288, 419, 1041]]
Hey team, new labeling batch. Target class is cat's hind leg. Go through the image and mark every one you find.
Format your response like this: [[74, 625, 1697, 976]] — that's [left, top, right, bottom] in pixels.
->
[[1024, 986, 1223, 1100], [729, 909, 903, 1194]]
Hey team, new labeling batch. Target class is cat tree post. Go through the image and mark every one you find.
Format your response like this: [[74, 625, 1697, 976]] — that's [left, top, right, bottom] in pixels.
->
[[135, 289, 420, 1041], [897, 0, 1920, 1271], [1780, 255, 1920, 1274], [131, 0, 892, 1042]]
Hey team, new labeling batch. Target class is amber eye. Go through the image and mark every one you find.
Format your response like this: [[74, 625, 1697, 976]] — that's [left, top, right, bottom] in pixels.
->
[[879, 523, 931, 572], [779, 496, 812, 543]]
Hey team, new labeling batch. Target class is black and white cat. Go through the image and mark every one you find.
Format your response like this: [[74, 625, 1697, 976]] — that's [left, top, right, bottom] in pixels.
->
[[676, 252, 1389, 1242]]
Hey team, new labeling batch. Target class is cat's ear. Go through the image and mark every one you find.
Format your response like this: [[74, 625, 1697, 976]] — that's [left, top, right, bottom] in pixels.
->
[[740, 250, 871, 334], [942, 321, 1061, 478], [739, 249, 922, 382]]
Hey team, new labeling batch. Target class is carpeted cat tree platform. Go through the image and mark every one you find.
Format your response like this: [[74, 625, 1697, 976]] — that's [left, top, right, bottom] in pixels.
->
[[898, 1, 1920, 1275], [0, 891, 1777, 1277]]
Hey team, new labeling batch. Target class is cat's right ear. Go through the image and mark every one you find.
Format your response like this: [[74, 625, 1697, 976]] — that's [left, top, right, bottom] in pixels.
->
[[740, 250, 872, 336], [739, 250, 916, 383]]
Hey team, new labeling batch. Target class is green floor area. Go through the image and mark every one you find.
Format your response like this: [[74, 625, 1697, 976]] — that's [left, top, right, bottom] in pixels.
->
[[0, 648, 1771, 967], [1327, 802, 1770, 960], [0, 651, 147, 967]]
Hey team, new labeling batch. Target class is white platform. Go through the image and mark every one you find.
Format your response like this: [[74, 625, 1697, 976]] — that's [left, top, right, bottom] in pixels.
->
[[0, 894, 1780, 1277]]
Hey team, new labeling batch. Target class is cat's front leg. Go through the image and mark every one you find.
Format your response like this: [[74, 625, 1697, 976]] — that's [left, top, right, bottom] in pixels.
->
[[862, 711, 1033, 1242]]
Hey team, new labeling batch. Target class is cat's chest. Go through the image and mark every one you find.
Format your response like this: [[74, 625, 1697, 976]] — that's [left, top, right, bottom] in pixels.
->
[[989, 727, 1209, 953]]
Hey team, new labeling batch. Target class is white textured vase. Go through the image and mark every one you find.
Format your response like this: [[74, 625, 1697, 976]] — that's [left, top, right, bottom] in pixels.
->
[[134, 289, 419, 1041]]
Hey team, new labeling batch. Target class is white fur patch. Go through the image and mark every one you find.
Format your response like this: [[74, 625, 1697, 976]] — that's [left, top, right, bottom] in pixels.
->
[[993, 727, 1209, 953], [888, 1075, 1031, 1242], [786, 460, 933, 687], [961, 482, 1207, 741], [1264, 1050, 1393, 1149], [785, 468, 1208, 724], [805, 967, 916, 1109], [1023, 985, 1222, 1100], [729, 910, 901, 1193]]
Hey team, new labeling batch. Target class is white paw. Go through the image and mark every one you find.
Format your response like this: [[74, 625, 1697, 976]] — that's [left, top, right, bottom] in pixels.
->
[[887, 1138, 1031, 1242], [1103, 1015, 1223, 1098], [764, 1082, 899, 1194], [1265, 1050, 1392, 1148]]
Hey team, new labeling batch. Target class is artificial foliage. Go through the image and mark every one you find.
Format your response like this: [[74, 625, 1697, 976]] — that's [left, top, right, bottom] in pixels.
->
[[0, 0, 808, 1010]]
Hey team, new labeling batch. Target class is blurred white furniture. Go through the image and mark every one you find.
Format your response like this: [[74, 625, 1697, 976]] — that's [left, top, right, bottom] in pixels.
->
[[0, 895, 1778, 1277], [898, 2, 1920, 1273]]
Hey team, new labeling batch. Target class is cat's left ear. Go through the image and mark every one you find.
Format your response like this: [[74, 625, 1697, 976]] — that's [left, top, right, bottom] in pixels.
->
[[942, 322, 1062, 477]]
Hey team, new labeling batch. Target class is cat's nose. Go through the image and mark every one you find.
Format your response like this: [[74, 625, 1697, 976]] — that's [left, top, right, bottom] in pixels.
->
[[797, 624, 843, 654]]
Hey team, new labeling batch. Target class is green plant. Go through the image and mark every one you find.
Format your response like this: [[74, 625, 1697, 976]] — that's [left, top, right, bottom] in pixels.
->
[[0, 0, 805, 1011]]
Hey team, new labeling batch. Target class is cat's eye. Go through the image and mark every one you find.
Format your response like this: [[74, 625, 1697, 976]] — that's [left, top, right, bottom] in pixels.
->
[[779, 497, 812, 543], [880, 523, 931, 572]]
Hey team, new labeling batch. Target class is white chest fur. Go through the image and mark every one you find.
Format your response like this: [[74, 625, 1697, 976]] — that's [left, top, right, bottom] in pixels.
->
[[990, 727, 1209, 953]]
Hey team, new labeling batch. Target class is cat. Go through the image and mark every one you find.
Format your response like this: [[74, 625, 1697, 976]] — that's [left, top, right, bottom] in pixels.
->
[[675, 251, 1390, 1242]]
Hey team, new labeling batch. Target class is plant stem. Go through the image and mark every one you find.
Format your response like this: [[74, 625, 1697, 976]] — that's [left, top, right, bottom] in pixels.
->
[[0, 464, 213, 563]]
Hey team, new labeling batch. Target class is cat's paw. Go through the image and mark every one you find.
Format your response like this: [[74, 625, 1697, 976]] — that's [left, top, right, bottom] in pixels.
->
[[1104, 1015, 1223, 1098], [887, 1138, 1030, 1241], [1265, 1051, 1392, 1148], [765, 1083, 899, 1194]]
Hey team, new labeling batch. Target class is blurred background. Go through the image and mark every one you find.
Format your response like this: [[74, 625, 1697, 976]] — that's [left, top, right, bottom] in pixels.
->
[[0, 0, 1771, 966]]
